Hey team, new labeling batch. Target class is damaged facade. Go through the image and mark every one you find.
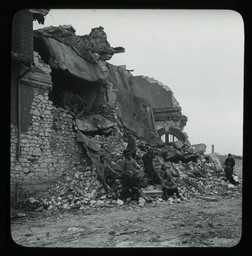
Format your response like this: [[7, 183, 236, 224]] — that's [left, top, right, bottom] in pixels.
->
[[11, 11, 188, 202]]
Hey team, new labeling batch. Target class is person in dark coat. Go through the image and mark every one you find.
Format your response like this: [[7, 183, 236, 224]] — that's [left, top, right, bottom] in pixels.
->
[[224, 153, 235, 172], [121, 151, 141, 201], [162, 170, 182, 201], [126, 134, 137, 159], [224, 153, 239, 185], [224, 162, 239, 185], [142, 148, 162, 185]]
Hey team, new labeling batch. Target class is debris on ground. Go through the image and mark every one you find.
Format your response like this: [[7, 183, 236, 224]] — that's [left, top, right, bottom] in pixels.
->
[[16, 132, 242, 213]]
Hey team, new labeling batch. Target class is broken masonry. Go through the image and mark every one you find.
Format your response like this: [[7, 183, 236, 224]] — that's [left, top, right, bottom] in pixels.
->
[[11, 14, 241, 211]]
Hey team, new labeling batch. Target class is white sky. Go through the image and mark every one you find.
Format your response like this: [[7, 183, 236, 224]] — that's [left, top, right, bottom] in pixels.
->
[[34, 9, 244, 156]]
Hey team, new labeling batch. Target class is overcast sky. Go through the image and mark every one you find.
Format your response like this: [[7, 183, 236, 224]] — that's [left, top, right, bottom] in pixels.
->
[[33, 9, 244, 156]]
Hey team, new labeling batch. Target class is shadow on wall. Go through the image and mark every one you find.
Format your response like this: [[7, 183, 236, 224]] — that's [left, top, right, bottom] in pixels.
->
[[10, 181, 54, 207], [49, 69, 107, 115]]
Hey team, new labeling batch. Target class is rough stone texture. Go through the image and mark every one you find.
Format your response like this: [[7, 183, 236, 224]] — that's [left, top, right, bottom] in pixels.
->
[[76, 26, 114, 61], [11, 91, 84, 185], [11, 52, 87, 189], [155, 120, 184, 132], [154, 111, 182, 122], [76, 114, 115, 132], [34, 26, 186, 139]]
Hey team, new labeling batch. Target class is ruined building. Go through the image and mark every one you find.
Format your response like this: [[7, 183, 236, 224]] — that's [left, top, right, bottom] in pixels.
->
[[11, 10, 187, 200]]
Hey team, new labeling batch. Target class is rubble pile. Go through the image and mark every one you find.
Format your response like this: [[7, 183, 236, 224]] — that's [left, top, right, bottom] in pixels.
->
[[17, 132, 242, 211], [141, 157, 242, 205], [76, 26, 115, 61], [96, 103, 117, 123], [171, 160, 242, 200], [93, 133, 125, 163]]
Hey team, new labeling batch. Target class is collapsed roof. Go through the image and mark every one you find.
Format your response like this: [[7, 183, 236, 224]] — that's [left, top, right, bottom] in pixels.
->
[[33, 25, 187, 140]]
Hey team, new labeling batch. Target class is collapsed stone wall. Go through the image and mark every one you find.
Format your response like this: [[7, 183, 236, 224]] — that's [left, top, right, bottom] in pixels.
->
[[34, 25, 124, 65], [11, 89, 85, 186], [155, 120, 183, 132], [11, 53, 88, 199], [132, 76, 174, 109], [34, 26, 185, 140], [106, 63, 156, 138]]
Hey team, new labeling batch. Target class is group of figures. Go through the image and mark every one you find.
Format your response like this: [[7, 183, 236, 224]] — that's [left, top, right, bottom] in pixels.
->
[[95, 133, 183, 202], [95, 133, 240, 203]]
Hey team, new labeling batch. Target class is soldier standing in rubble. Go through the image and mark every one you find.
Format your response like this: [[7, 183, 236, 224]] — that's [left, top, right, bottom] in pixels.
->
[[121, 150, 141, 201], [224, 153, 239, 186], [224, 153, 235, 172], [142, 148, 162, 185], [224, 162, 239, 186], [126, 133, 137, 159], [224, 154, 239, 186]]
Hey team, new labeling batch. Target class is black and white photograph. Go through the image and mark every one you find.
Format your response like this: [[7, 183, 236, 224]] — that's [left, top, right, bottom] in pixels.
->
[[10, 9, 243, 248]]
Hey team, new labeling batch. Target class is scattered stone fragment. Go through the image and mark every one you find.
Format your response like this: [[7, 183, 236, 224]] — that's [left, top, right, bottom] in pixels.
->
[[15, 131, 242, 212], [35, 206, 44, 212], [17, 213, 27, 217], [228, 184, 235, 189], [117, 199, 124, 206], [67, 227, 84, 232]]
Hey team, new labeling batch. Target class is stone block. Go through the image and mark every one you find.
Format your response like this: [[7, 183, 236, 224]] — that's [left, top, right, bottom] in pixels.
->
[[23, 168, 30, 174], [14, 165, 22, 171], [40, 163, 48, 168], [33, 148, 41, 156], [32, 109, 41, 116], [19, 157, 27, 163], [21, 139, 28, 144], [43, 110, 51, 115], [32, 121, 40, 126], [174, 140, 185, 149]]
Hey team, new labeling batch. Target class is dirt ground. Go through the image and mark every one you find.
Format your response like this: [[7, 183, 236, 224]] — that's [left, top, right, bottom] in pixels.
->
[[11, 159, 242, 248], [11, 192, 242, 248]]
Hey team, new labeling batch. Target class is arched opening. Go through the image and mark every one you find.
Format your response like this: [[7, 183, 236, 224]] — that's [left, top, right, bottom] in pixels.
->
[[161, 134, 166, 142], [168, 133, 179, 142], [157, 127, 186, 144]]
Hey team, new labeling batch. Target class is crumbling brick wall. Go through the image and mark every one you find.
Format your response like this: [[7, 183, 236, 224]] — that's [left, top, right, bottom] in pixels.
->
[[11, 53, 86, 193], [11, 90, 84, 186]]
